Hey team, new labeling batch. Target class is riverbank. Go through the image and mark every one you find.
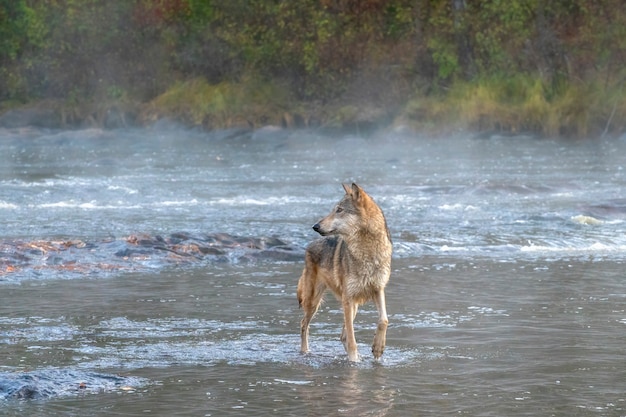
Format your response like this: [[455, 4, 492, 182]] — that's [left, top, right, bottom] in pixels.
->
[[2, 75, 624, 139], [3, 2, 626, 139]]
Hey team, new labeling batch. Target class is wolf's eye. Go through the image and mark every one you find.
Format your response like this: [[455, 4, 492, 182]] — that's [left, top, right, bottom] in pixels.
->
[[336, 206, 344, 213]]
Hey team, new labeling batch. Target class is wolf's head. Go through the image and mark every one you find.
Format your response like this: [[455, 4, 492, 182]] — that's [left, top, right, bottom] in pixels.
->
[[313, 183, 388, 241]]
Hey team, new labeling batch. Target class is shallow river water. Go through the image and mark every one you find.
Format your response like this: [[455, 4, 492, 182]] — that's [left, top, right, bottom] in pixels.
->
[[1, 125, 625, 416]]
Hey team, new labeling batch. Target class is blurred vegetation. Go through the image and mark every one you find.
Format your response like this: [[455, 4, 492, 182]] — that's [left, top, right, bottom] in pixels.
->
[[1, 0, 626, 137]]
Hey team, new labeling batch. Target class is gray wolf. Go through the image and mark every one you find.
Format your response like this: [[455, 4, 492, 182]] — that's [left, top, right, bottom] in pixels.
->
[[297, 183, 392, 362]]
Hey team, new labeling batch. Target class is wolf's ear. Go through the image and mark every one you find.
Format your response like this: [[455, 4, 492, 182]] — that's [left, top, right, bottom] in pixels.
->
[[350, 183, 362, 201], [342, 183, 363, 201]]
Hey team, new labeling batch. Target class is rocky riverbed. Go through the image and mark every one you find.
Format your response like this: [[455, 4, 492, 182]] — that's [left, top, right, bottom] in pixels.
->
[[0, 233, 303, 283]]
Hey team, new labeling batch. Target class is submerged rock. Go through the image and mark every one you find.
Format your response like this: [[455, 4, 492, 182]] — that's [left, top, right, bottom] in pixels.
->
[[0, 233, 303, 281], [0, 369, 146, 400]]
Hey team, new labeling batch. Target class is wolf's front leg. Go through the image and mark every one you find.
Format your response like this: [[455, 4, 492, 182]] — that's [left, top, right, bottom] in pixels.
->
[[372, 290, 388, 360], [341, 300, 360, 362]]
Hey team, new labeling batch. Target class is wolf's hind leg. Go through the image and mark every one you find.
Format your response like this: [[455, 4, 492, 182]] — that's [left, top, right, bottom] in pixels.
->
[[298, 276, 325, 354], [300, 313, 312, 354], [300, 303, 320, 354]]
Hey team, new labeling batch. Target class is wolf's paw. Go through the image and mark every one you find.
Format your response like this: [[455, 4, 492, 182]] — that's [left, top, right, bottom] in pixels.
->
[[372, 344, 385, 360]]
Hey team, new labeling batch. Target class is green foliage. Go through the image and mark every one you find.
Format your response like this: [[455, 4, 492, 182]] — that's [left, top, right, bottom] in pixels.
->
[[423, 0, 536, 80], [1, 0, 626, 136], [401, 75, 626, 137], [0, 1, 48, 100], [428, 37, 460, 80], [0, 1, 28, 61], [468, 0, 534, 73], [147, 77, 291, 128]]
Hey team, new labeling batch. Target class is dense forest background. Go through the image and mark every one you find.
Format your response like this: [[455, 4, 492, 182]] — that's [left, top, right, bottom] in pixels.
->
[[1, 0, 625, 137]]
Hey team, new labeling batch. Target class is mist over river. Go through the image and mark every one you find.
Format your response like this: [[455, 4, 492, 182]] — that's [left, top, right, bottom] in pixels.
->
[[1, 125, 625, 416]]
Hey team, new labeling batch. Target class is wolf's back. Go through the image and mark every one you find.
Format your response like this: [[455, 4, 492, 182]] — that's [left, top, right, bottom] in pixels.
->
[[305, 236, 342, 268]]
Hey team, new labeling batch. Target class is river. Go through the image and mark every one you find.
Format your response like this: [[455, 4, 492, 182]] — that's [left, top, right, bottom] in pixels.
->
[[1, 125, 625, 416]]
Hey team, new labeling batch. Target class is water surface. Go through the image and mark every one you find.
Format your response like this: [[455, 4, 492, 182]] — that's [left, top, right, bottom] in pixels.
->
[[1, 126, 625, 415]]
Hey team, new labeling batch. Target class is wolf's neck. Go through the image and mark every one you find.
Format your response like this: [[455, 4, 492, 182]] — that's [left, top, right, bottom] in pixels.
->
[[345, 227, 391, 263]]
